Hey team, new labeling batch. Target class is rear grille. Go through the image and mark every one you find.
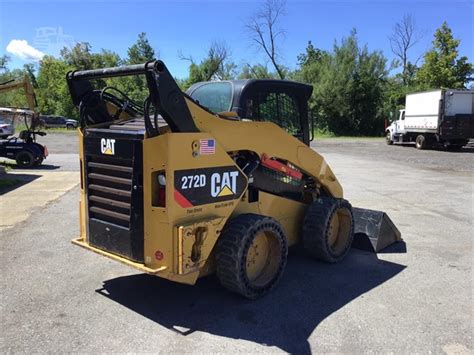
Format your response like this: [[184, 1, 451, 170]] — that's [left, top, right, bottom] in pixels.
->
[[87, 156, 133, 228], [83, 129, 144, 262]]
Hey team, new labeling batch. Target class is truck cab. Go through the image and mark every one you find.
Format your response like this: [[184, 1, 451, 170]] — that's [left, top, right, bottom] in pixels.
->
[[386, 109, 405, 142]]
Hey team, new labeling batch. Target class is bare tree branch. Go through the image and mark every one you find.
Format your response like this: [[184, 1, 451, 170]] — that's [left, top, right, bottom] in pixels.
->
[[205, 41, 229, 80], [178, 50, 194, 63], [246, 0, 286, 79], [389, 14, 423, 84]]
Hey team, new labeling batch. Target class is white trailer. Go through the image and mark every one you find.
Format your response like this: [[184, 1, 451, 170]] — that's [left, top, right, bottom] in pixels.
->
[[386, 89, 474, 150]]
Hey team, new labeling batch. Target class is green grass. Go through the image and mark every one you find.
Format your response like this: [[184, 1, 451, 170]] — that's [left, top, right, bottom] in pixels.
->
[[14, 123, 76, 134], [0, 162, 12, 172], [312, 128, 382, 139]]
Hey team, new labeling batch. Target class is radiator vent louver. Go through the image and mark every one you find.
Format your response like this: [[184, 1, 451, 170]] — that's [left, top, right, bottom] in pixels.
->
[[86, 156, 134, 228]]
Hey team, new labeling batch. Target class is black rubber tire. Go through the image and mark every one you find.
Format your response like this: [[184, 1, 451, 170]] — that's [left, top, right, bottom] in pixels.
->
[[66, 124, 75, 130], [302, 197, 354, 263], [34, 157, 44, 166], [215, 214, 288, 299], [386, 131, 393, 145], [415, 135, 427, 150], [15, 151, 35, 168]]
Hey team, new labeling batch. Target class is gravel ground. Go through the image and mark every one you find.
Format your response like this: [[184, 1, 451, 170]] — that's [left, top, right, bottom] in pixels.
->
[[313, 138, 474, 174], [1, 133, 472, 353], [34, 132, 474, 173]]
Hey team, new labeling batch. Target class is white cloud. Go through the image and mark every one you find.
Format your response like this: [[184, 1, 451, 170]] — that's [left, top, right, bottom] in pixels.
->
[[6, 39, 45, 61]]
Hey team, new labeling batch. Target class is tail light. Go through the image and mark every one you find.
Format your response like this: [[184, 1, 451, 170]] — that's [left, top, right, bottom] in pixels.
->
[[152, 172, 166, 207], [43, 146, 49, 157]]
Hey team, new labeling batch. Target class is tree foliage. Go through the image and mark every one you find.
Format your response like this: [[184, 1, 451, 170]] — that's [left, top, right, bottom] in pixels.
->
[[417, 22, 472, 89], [296, 31, 388, 135], [180, 41, 235, 89], [127, 32, 156, 64], [0, 21, 471, 136], [238, 63, 277, 79]]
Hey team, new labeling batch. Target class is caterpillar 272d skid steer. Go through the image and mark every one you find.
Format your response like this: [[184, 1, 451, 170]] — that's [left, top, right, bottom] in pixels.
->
[[67, 60, 401, 299]]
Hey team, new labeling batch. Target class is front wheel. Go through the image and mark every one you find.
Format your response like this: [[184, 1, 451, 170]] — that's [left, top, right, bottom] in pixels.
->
[[386, 131, 393, 145], [215, 214, 288, 299], [302, 197, 354, 263], [16, 151, 35, 168]]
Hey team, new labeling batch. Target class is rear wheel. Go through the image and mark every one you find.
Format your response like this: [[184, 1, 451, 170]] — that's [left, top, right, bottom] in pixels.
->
[[415, 135, 427, 150], [302, 197, 354, 263], [215, 214, 288, 299], [385, 131, 393, 145], [15, 151, 35, 168]]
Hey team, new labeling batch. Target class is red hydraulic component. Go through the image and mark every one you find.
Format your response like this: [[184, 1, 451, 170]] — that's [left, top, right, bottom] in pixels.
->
[[261, 154, 303, 180]]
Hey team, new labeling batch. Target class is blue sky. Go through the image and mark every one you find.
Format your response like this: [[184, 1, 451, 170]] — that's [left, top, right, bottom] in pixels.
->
[[0, 0, 472, 79]]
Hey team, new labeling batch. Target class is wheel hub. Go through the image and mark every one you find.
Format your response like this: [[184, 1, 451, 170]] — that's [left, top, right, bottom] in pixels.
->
[[246, 231, 280, 287]]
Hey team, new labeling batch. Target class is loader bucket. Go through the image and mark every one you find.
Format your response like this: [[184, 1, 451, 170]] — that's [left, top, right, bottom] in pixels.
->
[[351, 207, 402, 252]]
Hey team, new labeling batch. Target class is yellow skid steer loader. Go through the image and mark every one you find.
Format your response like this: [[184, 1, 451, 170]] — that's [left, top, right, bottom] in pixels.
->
[[67, 61, 400, 299]]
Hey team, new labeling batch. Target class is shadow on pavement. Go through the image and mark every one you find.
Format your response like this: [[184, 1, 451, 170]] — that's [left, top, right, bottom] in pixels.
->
[[0, 160, 60, 171], [0, 173, 41, 195], [97, 249, 406, 353]]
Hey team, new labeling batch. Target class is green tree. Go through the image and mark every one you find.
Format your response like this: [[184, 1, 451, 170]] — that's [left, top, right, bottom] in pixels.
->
[[36, 56, 76, 118], [296, 30, 388, 135], [417, 22, 472, 88], [0, 55, 10, 73], [238, 63, 277, 79], [60, 42, 95, 70], [23, 63, 38, 88], [181, 41, 235, 89], [127, 32, 156, 64]]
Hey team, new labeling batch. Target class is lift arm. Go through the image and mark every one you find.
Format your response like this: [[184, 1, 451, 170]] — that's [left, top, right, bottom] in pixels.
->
[[66, 60, 198, 135], [0, 75, 37, 114]]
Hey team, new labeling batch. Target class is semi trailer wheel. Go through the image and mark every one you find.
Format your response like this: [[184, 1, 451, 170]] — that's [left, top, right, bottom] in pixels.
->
[[302, 197, 354, 263], [215, 214, 288, 299], [15, 151, 35, 168], [385, 131, 393, 145]]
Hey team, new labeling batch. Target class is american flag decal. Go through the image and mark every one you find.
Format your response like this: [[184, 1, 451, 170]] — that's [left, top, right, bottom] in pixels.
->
[[199, 139, 215, 155]]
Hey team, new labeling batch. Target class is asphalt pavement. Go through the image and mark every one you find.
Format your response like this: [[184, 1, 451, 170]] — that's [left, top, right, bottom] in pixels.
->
[[0, 133, 472, 353]]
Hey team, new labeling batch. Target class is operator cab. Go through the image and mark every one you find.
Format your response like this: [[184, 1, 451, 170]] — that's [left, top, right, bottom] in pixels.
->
[[187, 79, 313, 145]]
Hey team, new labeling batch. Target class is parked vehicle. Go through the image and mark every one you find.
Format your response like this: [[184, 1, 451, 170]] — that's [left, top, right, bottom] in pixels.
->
[[0, 116, 14, 139], [0, 77, 48, 167], [40, 115, 78, 129], [386, 89, 474, 150], [0, 107, 36, 138]]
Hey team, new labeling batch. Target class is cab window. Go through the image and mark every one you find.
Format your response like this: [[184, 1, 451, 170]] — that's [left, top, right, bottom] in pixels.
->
[[190, 82, 232, 113]]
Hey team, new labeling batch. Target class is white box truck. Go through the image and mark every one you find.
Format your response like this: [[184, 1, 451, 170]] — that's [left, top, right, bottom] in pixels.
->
[[386, 89, 474, 150]]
